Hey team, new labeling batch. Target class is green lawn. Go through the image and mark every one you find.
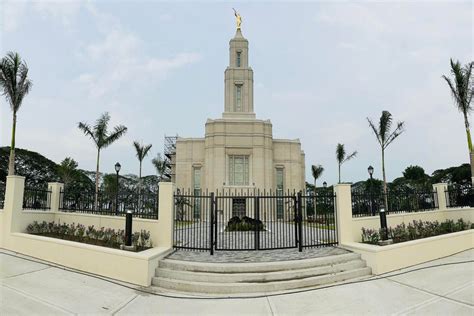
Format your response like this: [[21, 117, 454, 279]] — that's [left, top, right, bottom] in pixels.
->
[[304, 222, 336, 230]]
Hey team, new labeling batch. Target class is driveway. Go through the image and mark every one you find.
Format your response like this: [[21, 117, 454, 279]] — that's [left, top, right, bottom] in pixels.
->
[[0, 248, 473, 315]]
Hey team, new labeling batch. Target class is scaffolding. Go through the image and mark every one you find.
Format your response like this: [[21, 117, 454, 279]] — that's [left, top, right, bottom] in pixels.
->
[[163, 135, 178, 182]]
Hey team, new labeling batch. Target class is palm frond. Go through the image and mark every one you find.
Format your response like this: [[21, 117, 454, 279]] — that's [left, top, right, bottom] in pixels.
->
[[384, 121, 405, 149], [103, 124, 127, 148], [367, 117, 382, 147], [311, 164, 324, 180], [77, 122, 97, 145], [95, 112, 110, 146], [336, 143, 345, 164], [343, 151, 357, 163]]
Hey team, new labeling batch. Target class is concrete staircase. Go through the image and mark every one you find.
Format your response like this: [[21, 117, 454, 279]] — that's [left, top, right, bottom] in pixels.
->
[[152, 252, 371, 295]]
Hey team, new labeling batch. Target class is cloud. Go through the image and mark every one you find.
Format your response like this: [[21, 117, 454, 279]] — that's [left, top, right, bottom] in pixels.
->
[[2, 1, 81, 33], [76, 6, 201, 99]]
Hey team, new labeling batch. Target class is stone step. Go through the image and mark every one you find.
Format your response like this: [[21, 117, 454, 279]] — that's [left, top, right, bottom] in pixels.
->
[[152, 267, 372, 294], [156, 259, 366, 283], [158, 252, 361, 273]]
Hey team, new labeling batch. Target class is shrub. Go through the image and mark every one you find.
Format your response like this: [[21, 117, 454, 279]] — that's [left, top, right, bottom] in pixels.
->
[[25, 221, 152, 250], [362, 218, 472, 245], [226, 216, 265, 232], [361, 228, 380, 245]]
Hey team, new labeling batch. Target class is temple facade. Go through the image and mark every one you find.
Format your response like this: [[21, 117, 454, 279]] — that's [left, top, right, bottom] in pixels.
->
[[172, 28, 305, 196]]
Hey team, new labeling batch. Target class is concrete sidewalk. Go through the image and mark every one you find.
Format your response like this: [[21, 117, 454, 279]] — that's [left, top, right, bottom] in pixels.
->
[[0, 249, 472, 315]]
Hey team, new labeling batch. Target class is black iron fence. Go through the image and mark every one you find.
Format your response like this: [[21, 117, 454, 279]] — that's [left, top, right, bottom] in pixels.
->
[[445, 185, 474, 208], [173, 189, 338, 254], [23, 187, 51, 210], [351, 188, 438, 217], [0, 183, 5, 209], [59, 189, 159, 219]]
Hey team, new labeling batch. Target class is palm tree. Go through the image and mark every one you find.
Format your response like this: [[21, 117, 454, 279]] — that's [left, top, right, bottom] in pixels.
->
[[367, 111, 405, 211], [311, 164, 324, 196], [133, 141, 152, 200], [57, 157, 79, 188], [152, 153, 167, 181], [78, 112, 127, 208], [336, 143, 357, 184], [442, 59, 473, 156], [0, 52, 33, 175]]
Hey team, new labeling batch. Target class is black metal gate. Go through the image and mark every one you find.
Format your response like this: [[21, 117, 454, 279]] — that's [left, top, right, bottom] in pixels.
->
[[173, 190, 337, 254]]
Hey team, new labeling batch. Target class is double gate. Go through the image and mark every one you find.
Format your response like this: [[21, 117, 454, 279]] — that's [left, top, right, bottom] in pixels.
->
[[173, 190, 337, 254]]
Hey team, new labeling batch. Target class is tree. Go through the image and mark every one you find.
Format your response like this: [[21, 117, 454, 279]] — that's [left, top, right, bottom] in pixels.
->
[[57, 157, 79, 188], [151, 153, 167, 181], [442, 59, 473, 155], [368, 110, 405, 211], [336, 143, 357, 183], [403, 165, 426, 182], [0, 52, 33, 175], [78, 112, 127, 208], [133, 141, 152, 192], [311, 164, 324, 195]]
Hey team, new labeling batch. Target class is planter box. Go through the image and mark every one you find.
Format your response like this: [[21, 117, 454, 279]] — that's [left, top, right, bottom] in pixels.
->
[[6, 232, 172, 286], [342, 229, 473, 274]]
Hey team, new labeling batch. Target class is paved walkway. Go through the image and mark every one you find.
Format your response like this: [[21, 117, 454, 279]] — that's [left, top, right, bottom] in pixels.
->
[[0, 248, 473, 315], [167, 247, 348, 263]]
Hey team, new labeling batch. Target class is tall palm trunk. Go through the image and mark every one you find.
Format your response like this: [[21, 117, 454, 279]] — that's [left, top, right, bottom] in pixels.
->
[[95, 149, 100, 210], [382, 149, 388, 212], [8, 112, 17, 175], [338, 164, 341, 184], [138, 161, 142, 210], [463, 113, 472, 153], [313, 179, 317, 216]]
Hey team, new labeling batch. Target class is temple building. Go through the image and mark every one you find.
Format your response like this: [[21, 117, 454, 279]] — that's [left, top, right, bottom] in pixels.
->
[[170, 26, 306, 197]]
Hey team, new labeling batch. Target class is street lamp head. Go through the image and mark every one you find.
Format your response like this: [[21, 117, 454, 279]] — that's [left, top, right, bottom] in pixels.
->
[[323, 181, 327, 188], [368, 165, 374, 177], [115, 162, 121, 173]]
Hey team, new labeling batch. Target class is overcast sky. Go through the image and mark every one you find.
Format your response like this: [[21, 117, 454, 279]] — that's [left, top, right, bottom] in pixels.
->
[[0, 1, 472, 185]]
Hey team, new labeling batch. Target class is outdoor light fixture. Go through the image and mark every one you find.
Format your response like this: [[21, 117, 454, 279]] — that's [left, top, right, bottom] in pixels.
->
[[115, 162, 121, 215], [368, 165, 374, 178], [323, 181, 327, 188], [379, 208, 388, 240]]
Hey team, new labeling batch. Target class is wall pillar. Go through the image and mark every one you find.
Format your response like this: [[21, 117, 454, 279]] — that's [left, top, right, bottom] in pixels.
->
[[334, 183, 353, 244], [433, 183, 448, 210], [2, 176, 26, 245], [157, 182, 175, 249], [48, 182, 64, 212]]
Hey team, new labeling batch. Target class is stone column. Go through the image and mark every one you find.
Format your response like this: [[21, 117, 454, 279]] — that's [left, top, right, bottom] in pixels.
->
[[48, 182, 64, 212], [334, 183, 353, 245], [157, 182, 175, 249], [433, 183, 448, 210], [2, 176, 26, 246]]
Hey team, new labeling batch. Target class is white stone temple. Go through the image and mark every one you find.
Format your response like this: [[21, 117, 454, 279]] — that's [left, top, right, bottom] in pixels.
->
[[172, 27, 306, 196]]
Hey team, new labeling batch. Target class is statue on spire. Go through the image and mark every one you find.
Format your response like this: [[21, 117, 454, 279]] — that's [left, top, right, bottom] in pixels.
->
[[233, 8, 242, 30]]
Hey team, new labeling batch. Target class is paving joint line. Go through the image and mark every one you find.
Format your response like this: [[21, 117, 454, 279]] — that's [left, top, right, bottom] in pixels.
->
[[2, 266, 51, 280], [1, 283, 75, 315], [386, 277, 474, 308], [265, 295, 276, 316], [111, 294, 139, 315]]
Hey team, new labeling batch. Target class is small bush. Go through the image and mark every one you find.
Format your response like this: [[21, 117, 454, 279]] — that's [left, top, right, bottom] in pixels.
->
[[25, 221, 152, 251], [362, 218, 472, 245], [226, 216, 265, 232], [361, 228, 380, 245]]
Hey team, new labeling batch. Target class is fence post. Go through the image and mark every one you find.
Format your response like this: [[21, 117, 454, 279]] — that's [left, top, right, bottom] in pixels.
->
[[255, 196, 260, 250], [48, 182, 64, 212], [433, 183, 448, 210], [297, 191, 303, 252], [334, 184, 353, 245], [210, 192, 215, 255], [157, 182, 175, 249]]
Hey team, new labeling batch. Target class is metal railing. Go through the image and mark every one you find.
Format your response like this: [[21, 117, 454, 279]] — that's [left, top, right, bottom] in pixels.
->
[[351, 188, 438, 217], [23, 187, 52, 210], [59, 189, 159, 219], [173, 188, 338, 254], [445, 185, 473, 208]]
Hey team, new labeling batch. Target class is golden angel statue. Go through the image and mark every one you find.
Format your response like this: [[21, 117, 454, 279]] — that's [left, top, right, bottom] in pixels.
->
[[233, 8, 242, 30]]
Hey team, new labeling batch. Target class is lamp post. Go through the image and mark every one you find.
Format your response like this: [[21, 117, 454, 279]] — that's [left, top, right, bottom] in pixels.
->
[[368, 165, 374, 216], [115, 162, 121, 215]]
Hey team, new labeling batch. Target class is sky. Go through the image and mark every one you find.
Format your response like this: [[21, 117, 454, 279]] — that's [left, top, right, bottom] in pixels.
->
[[0, 0, 472, 186]]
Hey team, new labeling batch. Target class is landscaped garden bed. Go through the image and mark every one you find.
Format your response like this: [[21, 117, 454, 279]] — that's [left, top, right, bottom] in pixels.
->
[[226, 216, 265, 231], [361, 218, 473, 245], [26, 221, 152, 252]]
